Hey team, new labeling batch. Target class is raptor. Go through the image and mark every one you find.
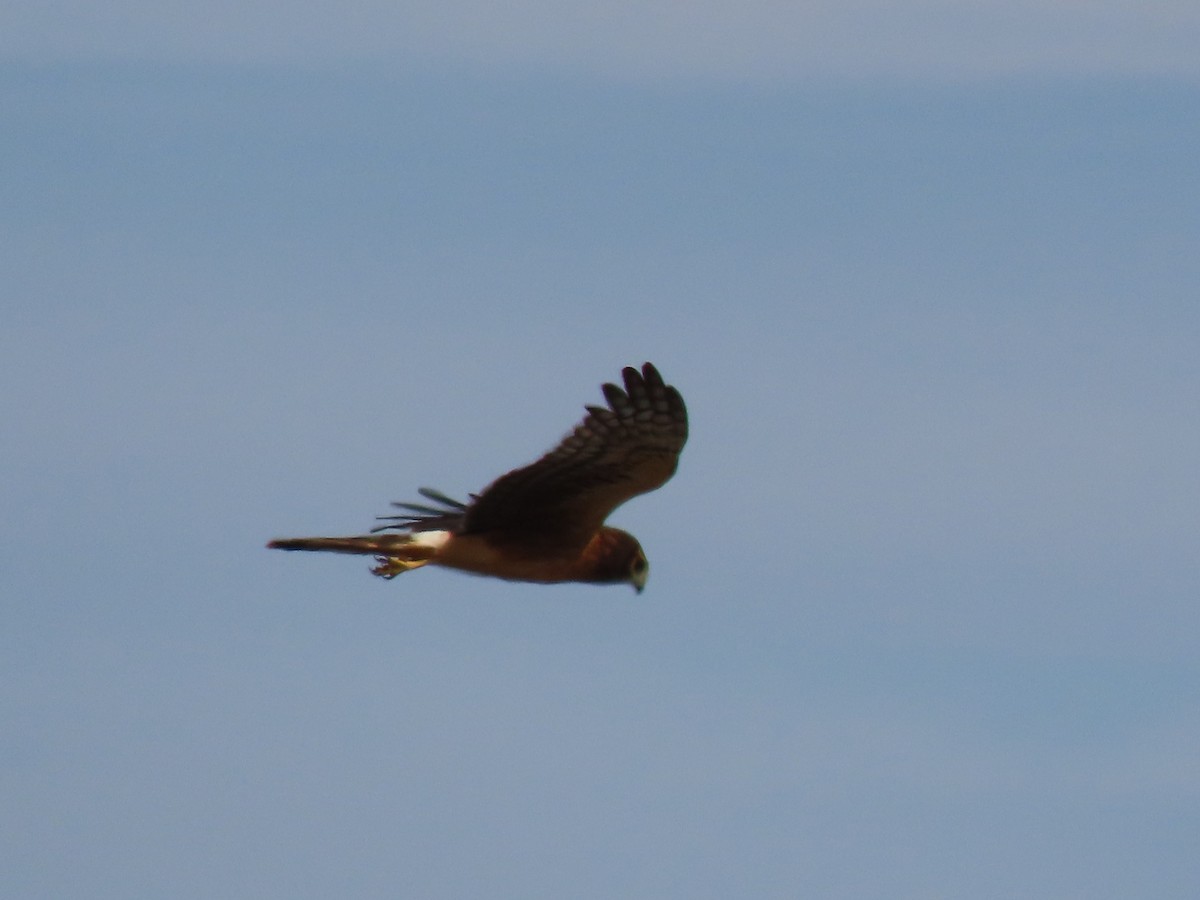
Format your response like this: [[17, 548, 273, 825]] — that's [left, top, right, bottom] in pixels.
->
[[268, 363, 687, 592]]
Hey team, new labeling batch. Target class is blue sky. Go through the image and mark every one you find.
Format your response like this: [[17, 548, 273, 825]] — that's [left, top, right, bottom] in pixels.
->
[[3, 4, 1199, 898]]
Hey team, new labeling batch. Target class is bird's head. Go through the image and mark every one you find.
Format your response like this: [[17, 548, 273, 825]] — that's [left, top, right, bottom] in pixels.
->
[[588, 527, 650, 593]]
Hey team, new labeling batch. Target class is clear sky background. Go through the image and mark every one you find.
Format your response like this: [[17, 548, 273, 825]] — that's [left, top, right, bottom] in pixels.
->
[[3, 3, 1198, 898]]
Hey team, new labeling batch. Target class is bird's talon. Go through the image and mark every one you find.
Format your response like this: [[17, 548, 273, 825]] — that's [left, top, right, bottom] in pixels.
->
[[372, 556, 412, 579]]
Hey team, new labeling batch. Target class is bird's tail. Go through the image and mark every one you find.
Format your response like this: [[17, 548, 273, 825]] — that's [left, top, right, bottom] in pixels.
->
[[267, 534, 419, 556], [267, 531, 450, 579]]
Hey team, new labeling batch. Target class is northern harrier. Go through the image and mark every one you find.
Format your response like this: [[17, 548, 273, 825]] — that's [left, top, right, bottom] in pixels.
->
[[268, 363, 687, 592]]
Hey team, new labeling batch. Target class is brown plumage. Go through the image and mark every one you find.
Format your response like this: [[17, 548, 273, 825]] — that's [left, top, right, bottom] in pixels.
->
[[267, 363, 687, 592]]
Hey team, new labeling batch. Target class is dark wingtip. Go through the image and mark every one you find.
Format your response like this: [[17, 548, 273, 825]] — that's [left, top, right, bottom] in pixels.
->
[[623, 362, 668, 394], [601, 381, 629, 408], [417, 487, 468, 509]]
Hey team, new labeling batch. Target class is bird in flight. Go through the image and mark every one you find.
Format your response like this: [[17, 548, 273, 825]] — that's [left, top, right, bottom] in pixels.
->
[[268, 363, 687, 592]]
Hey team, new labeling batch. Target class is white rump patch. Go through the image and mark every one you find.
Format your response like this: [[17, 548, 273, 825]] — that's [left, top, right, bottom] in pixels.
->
[[406, 530, 452, 551]]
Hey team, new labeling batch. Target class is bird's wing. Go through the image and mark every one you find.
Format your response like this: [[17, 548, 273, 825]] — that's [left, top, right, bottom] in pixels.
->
[[459, 362, 688, 556]]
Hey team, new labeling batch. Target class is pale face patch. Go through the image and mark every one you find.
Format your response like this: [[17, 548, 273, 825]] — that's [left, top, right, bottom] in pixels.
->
[[630, 552, 649, 593]]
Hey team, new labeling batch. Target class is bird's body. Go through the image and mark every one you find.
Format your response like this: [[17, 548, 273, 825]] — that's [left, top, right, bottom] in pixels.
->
[[268, 363, 687, 592]]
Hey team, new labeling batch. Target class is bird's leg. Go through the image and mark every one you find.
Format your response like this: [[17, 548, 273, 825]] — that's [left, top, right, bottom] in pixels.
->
[[371, 556, 428, 579]]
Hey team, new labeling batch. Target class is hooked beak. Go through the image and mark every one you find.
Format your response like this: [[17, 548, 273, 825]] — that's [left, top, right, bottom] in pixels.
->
[[631, 567, 648, 594]]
